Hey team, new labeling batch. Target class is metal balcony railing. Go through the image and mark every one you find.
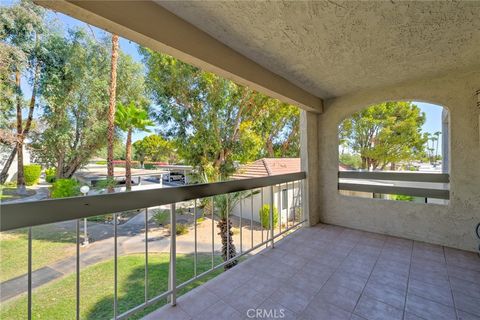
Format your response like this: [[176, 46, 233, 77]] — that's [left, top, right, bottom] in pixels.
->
[[0, 172, 306, 320], [338, 171, 450, 200]]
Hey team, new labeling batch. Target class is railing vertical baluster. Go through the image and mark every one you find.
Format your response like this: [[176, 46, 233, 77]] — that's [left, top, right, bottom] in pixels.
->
[[211, 197, 214, 268], [239, 195, 243, 254], [145, 208, 149, 303], [226, 195, 230, 261], [270, 186, 274, 248], [169, 203, 177, 306], [114, 213, 118, 319], [194, 199, 197, 277], [286, 182, 289, 229], [28, 227, 32, 320], [300, 180, 304, 224], [278, 183, 282, 235], [76, 220, 80, 320], [261, 188, 264, 244], [250, 189, 254, 249]]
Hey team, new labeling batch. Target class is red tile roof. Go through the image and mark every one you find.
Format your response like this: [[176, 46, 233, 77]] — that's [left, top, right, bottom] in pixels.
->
[[231, 158, 300, 179]]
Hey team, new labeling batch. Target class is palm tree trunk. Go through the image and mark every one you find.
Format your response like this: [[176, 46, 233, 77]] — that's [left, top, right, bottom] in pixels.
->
[[107, 34, 119, 192], [217, 218, 237, 270], [125, 129, 132, 190]]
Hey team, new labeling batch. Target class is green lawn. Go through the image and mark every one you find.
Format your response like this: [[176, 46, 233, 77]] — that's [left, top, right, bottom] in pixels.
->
[[0, 225, 76, 282], [0, 187, 35, 202], [0, 253, 224, 320]]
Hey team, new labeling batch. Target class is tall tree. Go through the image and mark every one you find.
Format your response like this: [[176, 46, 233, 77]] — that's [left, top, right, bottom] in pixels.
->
[[31, 31, 146, 178], [115, 102, 152, 190], [133, 134, 176, 165], [339, 102, 427, 170], [142, 49, 301, 270], [433, 131, 441, 166], [254, 99, 300, 158], [0, 0, 45, 190], [107, 34, 119, 190], [31, 29, 110, 178], [141, 49, 300, 181]]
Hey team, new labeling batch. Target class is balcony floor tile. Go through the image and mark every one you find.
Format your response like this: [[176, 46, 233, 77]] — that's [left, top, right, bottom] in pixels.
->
[[142, 224, 480, 320]]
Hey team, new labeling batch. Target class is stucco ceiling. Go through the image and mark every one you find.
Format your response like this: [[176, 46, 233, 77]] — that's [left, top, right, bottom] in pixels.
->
[[157, 1, 480, 99]]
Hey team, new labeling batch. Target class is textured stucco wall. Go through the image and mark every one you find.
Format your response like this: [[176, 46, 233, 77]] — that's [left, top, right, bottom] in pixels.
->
[[316, 70, 480, 252]]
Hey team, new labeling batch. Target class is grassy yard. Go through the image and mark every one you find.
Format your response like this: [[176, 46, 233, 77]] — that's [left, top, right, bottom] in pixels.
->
[[0, 187, 35, 202], [0, 253, 224, 320], [0, 225, 76, 282]]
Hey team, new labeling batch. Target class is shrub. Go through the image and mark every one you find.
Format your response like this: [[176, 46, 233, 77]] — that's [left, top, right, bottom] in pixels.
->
[[196, 216, 205, 224], [94, 177, 117, 190], [50, 179, 80, 198], [391, 194, 414, 202], [45, 167, 56, 183], [294, 207, 302, 222], [153, 209, 170, 225], [24, 164, 42, 186], [259, 204, 278, 229], [176, 224, 189, 235]]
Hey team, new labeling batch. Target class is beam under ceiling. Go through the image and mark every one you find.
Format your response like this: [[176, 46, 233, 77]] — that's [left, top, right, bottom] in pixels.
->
[[35, 0, 323, 113]]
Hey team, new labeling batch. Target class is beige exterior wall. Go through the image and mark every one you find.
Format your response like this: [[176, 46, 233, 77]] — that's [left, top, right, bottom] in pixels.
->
[[315, 70, 480, 252]]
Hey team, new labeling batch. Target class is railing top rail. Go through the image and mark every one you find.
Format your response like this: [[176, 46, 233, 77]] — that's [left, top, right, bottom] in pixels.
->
[[338, 182, 449, 200], [338, 170, 449, 183], [0, 171, 306, 232]]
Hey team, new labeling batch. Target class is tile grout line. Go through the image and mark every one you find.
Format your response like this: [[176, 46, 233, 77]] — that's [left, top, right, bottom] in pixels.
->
[[296, 229, 360, 318], [403, 243, 458, 319], [350, 237, 388, 318], [444, 246, 460, 320], [402, 239, 414, 320], [407, 247, 464, 312]]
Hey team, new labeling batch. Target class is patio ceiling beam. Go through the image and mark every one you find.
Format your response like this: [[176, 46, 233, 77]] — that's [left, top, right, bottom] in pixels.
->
[[35, 0, 323, 113]]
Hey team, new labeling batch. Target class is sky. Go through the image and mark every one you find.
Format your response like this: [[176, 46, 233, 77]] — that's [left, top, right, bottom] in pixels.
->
[[8, 3, 444, 148]]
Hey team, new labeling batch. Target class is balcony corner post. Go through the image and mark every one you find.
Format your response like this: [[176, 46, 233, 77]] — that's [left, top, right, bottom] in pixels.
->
[[300, 110, 320, 226]]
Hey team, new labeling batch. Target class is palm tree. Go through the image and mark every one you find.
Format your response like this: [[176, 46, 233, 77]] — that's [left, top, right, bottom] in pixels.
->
[[107, 34, 120, 192], [115, 102, 153, 190], [433, 131, 442, 166], [214, 191, 246, 270]]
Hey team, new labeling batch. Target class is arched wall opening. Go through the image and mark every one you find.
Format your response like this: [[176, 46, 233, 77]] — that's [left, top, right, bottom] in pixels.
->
[[337, 100, 450, 204]]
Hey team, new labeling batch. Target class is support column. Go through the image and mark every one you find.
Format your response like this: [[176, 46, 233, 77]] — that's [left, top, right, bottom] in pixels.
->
[[300, 110, 320, 226]]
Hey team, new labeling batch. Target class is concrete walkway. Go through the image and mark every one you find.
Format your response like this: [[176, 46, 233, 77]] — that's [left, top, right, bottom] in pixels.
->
[[2, 185, 50, 204], [0, 213, 268, 302]]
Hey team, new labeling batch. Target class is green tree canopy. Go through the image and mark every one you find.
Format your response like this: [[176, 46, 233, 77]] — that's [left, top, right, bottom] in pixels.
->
[[339, 102, 427, 170], [141, 48, 300, 181], [30, 28, 110, 177], [0, 0, 45, 123], [133, 134, 176, 164], [28, 27, 147, 178], [0, 0, 46, 188]]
